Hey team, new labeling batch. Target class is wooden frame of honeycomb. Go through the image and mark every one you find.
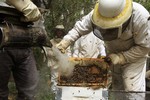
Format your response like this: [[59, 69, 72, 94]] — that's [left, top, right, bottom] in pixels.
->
[[58, 58, 110, 88]]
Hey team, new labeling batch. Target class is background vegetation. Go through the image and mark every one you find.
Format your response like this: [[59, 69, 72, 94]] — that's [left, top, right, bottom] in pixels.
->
[[44, 0, 150, 38]]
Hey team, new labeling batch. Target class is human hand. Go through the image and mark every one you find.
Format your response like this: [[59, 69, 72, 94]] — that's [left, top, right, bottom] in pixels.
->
[[56, 39, 71, 53], [146, 70, 150, 80], [104, 53, 126, 65], [6, 0, 41, 22]]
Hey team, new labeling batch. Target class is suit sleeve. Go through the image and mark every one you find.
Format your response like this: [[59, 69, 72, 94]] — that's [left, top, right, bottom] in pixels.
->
[[63, 10, 94, 44], [123, 4, 150, 63]]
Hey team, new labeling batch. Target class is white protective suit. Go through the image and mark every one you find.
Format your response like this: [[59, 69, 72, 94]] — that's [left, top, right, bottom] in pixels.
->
[[44, 38, 63, 100], [45, 39, 61, 91], [67, 31, 106, 58], [61, 2, 150, 100]]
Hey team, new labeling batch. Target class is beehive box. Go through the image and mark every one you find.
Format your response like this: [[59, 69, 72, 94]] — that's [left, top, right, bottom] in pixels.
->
[[57, 57, 110, 88]]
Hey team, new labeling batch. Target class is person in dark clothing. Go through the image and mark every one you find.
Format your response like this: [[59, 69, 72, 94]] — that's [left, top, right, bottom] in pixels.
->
[[0, 0, 41, 100]]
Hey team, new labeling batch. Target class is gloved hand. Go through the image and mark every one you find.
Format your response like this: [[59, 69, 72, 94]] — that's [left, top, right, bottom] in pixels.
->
[[146, 70, 150, 80], [105, 53, 126, 65], [56, 39, 71, 53], [6, 0, 41, 22]]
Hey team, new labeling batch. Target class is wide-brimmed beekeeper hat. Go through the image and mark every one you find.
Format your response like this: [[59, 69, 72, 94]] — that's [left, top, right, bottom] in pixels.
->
[[92, 0, 132, 29]]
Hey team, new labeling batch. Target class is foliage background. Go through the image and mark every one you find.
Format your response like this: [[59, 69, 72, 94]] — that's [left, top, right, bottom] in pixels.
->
[[44, 0, 96, 38], [44, 0, 150, 38]]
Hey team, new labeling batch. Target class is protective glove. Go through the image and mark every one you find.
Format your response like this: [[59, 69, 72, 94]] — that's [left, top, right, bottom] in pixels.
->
[[146, 70, 150, 80], [105, 53, 126, 65], [6, 0, 41, 22], [56, 39, 71, 53]]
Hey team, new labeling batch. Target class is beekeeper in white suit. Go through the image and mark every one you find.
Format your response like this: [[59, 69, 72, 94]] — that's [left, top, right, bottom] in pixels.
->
[[44, 25, 66, 100], [67, 31, 106, 58], [56, 0, 150, 99]]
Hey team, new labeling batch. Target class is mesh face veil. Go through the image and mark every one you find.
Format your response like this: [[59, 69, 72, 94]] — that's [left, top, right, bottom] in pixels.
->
[[92, 17, 131, 41], [93, 25, 122, 41]]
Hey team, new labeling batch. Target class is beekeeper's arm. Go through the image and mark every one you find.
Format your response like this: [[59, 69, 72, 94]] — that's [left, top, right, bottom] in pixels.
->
[[108, 6, 150, 65], [98, 40, 106, 57], [6, 0, 41, 22], [123, 16, 150, 64], [56, 11, 93, 53]]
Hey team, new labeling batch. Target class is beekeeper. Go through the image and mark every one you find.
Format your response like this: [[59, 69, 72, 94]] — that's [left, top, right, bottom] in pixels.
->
[[0, 0, 41, 100], [67, 31, 106, 58], [44, 25, 65, 100], [56, 0, 150, 99]]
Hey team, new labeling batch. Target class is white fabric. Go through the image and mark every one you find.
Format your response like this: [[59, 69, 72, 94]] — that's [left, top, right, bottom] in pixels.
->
[[62, 2, 150, 100], [67, 31, 106, 58]]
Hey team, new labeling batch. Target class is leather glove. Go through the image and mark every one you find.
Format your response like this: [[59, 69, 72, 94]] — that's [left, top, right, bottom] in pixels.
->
[[56, 39, 71, 53], [105, 53, 126, 65], [6, 0, 41, 22], [146, 70, 150, 80]]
